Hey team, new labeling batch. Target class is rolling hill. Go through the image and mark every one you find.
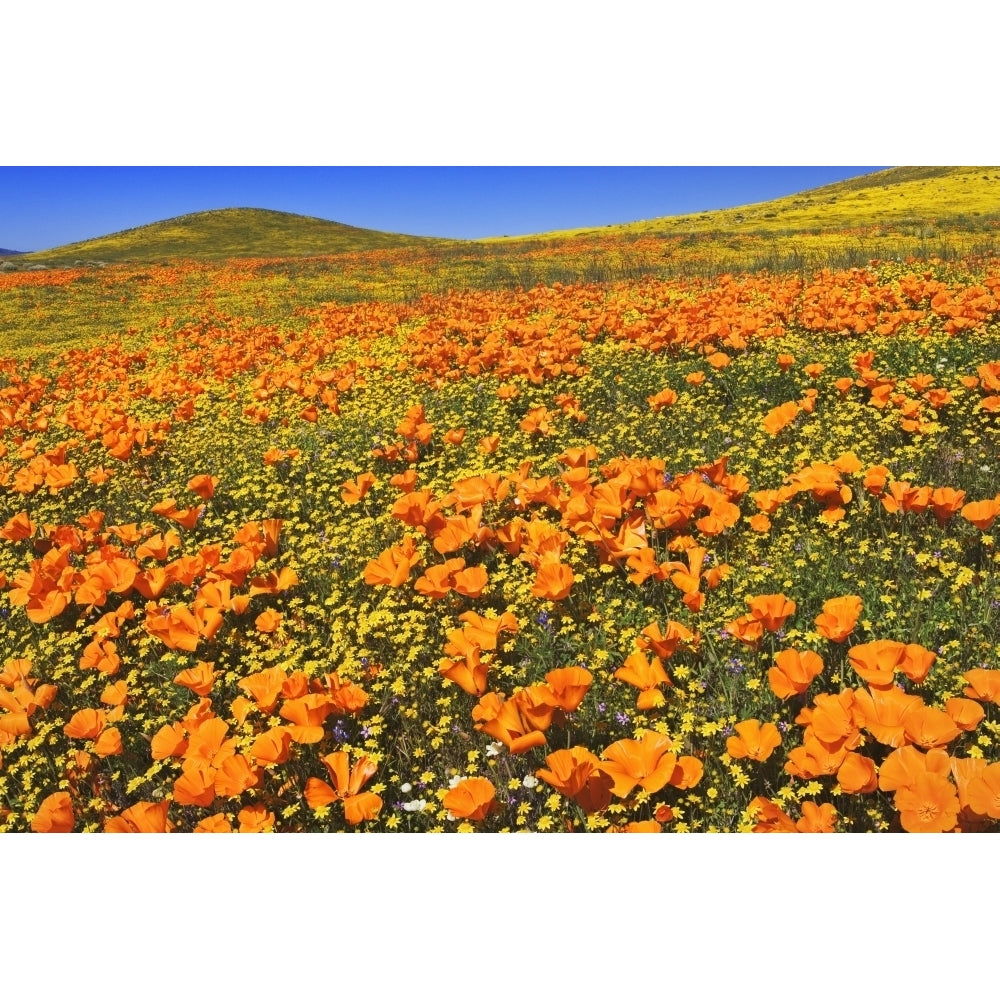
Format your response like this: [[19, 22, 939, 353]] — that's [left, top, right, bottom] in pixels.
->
[[524, 166, 1000, 241], [11, 167, 1000, 269], [16, 208, 452, 266]]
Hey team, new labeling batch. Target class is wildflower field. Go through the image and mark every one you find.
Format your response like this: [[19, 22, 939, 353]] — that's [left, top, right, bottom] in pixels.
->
[[3, 222, 1000, 833]]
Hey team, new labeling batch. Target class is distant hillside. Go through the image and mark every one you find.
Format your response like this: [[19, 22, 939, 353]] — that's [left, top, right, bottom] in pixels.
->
[[501, 166, 1000, 242], [11, 168, 1000, 270], [18, 208, 451, 266], [0, 248, 26, 256]]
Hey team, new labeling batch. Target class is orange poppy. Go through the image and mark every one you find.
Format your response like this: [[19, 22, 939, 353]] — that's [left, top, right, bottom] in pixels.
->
[[238, 666, 287, 713], [64, 707, 107, 740], [647, 388, 678, 411], [930, 487, 966, 525], [848, 640, 907, 688], [105, 800, 171, 833], [193, 814, 233, 833], [214, 754, 261, 797], [748, 796, 797, 832], [0, 510, 36, 541], [31, 791, 74, 833], [945, 697, 985, 732], [965, 762, 1000, 820], [877, 744, 951, 792], [187, 474, 218, 499], [452, 565, 489, 598], [599, 731, 700, 798], [306, 752, 383, 824], [894, 770, 960, 833], [853, 685, 922, 748], [343, 792, 383, 826], [541, 666, 593, 712], [341, 472, 376, 504], [249, 727, 294, 765], [471, 691, 548, 755], [746, 593, 796, 632], [638, 619, 697, 659], [443, 777, 497, 821], [768, 648, 824, 700], [150, 721, 189, 760], [255, 609, 283, 633], [963, 668, 1000, 704], [414, 558, 465, 599], [836, 752, 878, 794], [174, 660, 218, 696], [902, 705, 961, 749], [247, 566, 299, 596], [614, 650, 672, 710], [726, 720, 781, 762], [536, 747, 613, 813], [363, 537, 421, 588], [93, 727, 123, 757], [531, 558, 574, 601], [762, 400, 800, 436], [611, 820, 663, 833], [796, 801, 836, 832], [961, 498, 1000, 531], [238, 805, 276, 832], [390, 468, 418, 492], [814, 595, 862, 643], [726, 614, 764, 646]]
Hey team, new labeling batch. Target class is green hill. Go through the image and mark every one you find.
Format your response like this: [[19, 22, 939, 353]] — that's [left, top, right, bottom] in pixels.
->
[[495, 166, 1000, 241], [13, 167, 1000, 270], [18, 208, 451, 266]]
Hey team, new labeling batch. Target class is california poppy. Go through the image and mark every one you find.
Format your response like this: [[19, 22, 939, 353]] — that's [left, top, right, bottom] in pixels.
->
[[531, 558, 574, 601], [726, 720, 781, 762], [795, 801, 836, 832], [814, 595, 862, 643], [894, 771, 960, 833], [836, 752, 878, 794], [748, 796, 797, 832], [768, 648, 824, 700], [105, 800, 171, 833], [963, 668, 1000, 704], [443, 777, 497, 821], [238, 805, 276, 832], [848, 640, 907, 688], [187, 474, 218, 499], [31, 791, 74, 833], [536, 747, 613, 813], [746, 593, 796, 632], [598, 731, 698, 798], [341, 472, 376, 505], [965, 762, 1000, 821], [614, 650, 672, 710], [541, 666, 592, 712]]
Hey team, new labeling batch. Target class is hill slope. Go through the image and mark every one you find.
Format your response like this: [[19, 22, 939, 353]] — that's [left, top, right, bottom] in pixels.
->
[[19, 208, 451, 265], [13, 167, 1000, 269], [501, 166, 1000, 241]]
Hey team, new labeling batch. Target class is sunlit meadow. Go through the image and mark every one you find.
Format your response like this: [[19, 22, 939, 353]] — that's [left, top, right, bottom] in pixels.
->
[[2, 196, 1000, 833]]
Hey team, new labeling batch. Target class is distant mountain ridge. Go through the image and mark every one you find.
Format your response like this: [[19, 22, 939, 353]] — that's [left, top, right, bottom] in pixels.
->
[[0, 248, 26, 256]]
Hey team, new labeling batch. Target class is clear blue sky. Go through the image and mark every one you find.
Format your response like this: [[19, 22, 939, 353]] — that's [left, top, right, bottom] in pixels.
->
[[0, 167, 889, 252]]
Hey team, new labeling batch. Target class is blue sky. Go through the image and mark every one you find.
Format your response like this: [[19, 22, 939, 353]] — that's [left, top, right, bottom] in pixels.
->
[[0, 166, 888, 252]]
